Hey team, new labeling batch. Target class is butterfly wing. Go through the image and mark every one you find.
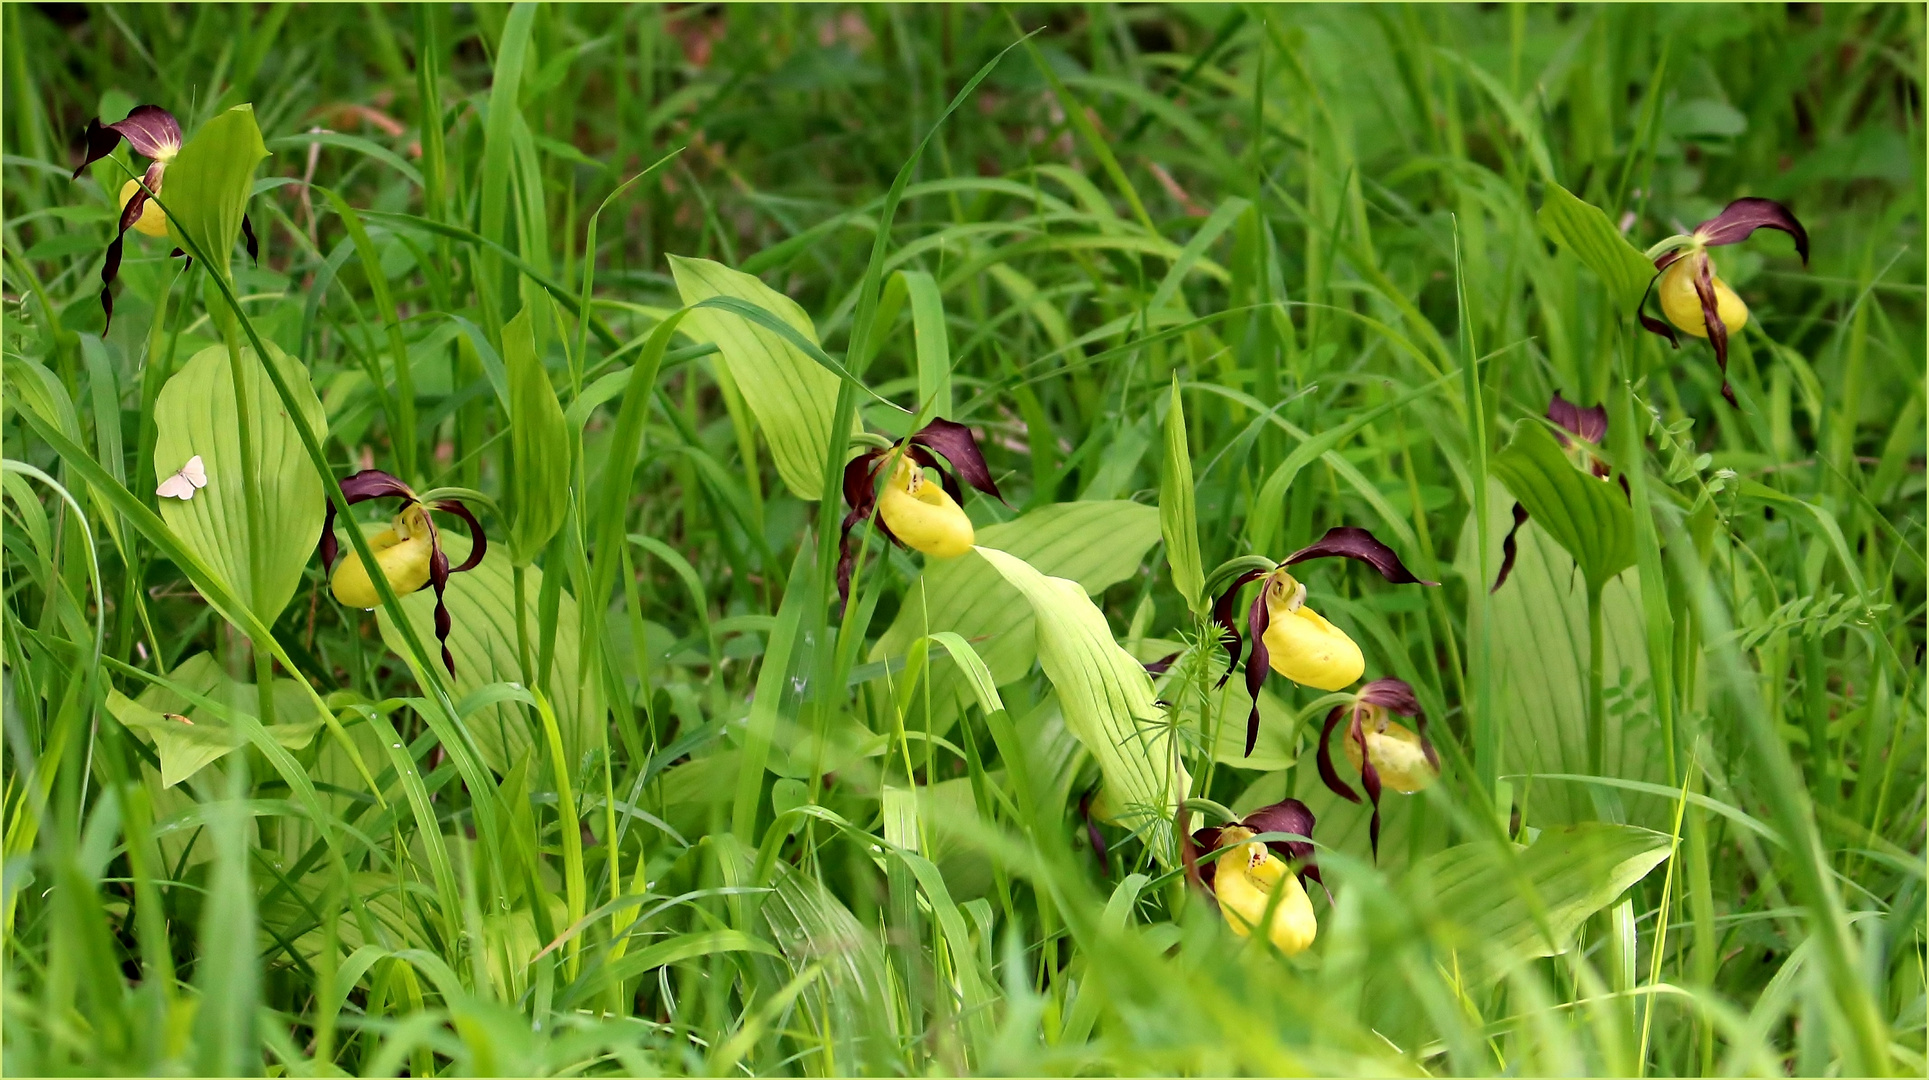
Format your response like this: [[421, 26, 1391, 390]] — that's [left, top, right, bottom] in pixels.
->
[[182, 454, 207, 488], [156, 473, 194, 499]]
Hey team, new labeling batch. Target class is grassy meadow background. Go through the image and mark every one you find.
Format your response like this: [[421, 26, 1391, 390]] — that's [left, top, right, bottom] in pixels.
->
[[2, 2, 1924, 1075]]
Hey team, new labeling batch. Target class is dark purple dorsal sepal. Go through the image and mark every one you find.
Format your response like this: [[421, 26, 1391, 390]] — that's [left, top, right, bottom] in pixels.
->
[[1283, 526, 1438, 586], [908, 417, 1004, 503], [1694, 197, 1809, 265], [73, 105, 182, 178], [1546, 391, 1607, 445]]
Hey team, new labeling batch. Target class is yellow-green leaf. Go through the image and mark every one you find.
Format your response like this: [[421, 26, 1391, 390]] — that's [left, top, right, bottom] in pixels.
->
[[668, 255, 841, 500], [153, 342, 328, 627]]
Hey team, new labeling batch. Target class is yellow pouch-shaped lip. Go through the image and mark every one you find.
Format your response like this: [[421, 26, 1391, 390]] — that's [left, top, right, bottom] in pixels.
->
[[1213, 834, 1317, 955], [1659, 256, 1748, 338], [117, 178, 170, 238], [878, 460, 974, 558], [1263, 600, 1364, 692], [1343, 714, 1438, 794], [330, 505, 433, 608]]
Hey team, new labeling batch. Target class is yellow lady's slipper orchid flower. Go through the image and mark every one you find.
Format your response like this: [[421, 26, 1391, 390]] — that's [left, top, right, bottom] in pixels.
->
[[839, 417, 1004, 603], [1187, 800, 1323, 956], [1318, 677, 1440, 857], [1210, 527, 1435, 757], [1260, 574, 1364, 691], [72, 105, 184, 330], [330, 502, 435, 608], [317, 470, 488, 675], [1638, 197, 1809, 407], [1213, 830, 1318, 955], [877, 456, 974, 558]]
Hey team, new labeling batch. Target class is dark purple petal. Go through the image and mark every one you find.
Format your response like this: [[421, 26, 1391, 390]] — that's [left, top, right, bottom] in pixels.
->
[[1142, 651, 1181, 676], [429, 543, 456, 676], [1356, 676, 1421, 716], [1188, 827, 1221, 890], [1693, 258, 1738, 408], [1349, 706, 1384, 861], [1693, 197, 1809, 264], [1210, 569, 1267, 689], [1492, 502, 1531, 593], [841, 450, 884, 516], [1636, 272, 1682, 349], [1316, 706, 1360, 804], [434, 500, 487, 573], [1283, 526, 1438, 586], [1243, 592, 1269, 757], [319, 500, 341, 573], [1077, 788, 1109, 870], [1546, 392, 1607, 445], [98, 229, 125, 332], [909, 418, 1004, 503], [242, 213, 259, 265]]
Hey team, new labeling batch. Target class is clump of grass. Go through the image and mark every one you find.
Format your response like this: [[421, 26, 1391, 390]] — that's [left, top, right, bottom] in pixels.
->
[[2, 4, 1923, 1076]]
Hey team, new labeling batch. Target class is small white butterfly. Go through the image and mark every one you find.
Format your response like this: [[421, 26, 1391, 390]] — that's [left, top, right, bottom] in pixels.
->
[[156, 454, 208, 501]]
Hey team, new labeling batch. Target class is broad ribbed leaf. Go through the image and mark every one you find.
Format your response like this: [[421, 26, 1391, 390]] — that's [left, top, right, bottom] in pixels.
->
[[1490, 420, 1634, 592], [153, 342, 327, 626], [374, 534, 601, 773], [974, 545, 1186, 864], [669, 255, 841, 500], [1537, 183, 1655, 312], [1453, 486, 1661, 825], [105, 653, 324, 788], [1415, 822, 1670, 975], [870, 501, 1161, 728]]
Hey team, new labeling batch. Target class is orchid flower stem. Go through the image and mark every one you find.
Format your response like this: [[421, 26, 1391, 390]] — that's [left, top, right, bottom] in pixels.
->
[[514, 564, 533, 688], [1586, 581, 1606, 778]]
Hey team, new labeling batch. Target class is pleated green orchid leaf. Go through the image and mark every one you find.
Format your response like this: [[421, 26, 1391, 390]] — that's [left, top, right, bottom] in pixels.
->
[[152, 342, 328, 627]]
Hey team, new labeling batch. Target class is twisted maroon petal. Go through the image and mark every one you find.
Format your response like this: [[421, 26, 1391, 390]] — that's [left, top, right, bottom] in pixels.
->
[[1349, 705, 1385, 861], [1283, 526, 1437, 586], [1316, 705, 1359, 804], [1636, 272, 1682, 349], [434, 500, 488, 574], [242, 213, 259, 265], [1693, 197, 1809, 264], [1693, 257, 1738, 408], [1546, 392, 1607, 445], [1210, 568, 1268, 689], [909, 417, 1004, 503], [1243, 591, 1270, 757], [428, 541, 456, 676], [1188, 827, 1222, 891], [1493, 502, 1531, 593]]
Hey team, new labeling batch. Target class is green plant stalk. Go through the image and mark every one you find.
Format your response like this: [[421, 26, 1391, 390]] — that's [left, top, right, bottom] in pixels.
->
[[1453, 221, 1497, 807], [1586, 580, 1605, 778]]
